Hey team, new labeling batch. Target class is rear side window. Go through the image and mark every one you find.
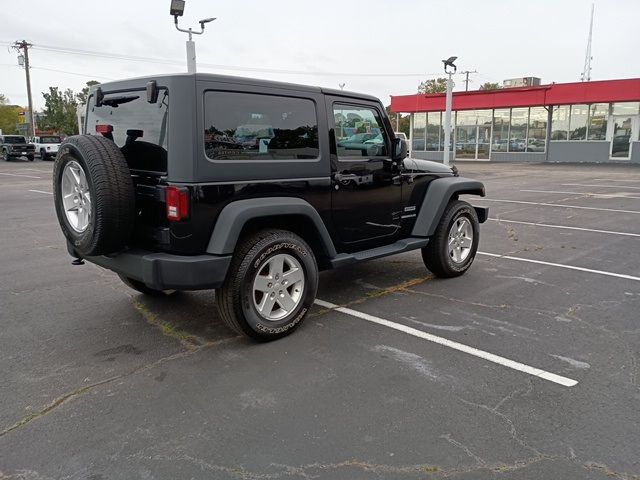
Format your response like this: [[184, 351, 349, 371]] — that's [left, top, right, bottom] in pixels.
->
[[204, 91, 319, 161]]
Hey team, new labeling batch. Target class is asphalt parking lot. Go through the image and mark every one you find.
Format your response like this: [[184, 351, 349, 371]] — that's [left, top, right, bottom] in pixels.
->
[[1, 158, 639, 480]]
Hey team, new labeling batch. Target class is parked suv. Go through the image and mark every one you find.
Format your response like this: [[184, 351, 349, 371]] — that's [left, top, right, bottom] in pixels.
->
[[1, 135, 35, 161], [32, 135, 62, 160], [53, 73, 487, 341]]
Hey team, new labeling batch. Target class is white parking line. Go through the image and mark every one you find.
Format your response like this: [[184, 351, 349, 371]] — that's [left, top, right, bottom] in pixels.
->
[[478, 198, 640, 215], [563, 183, 640, 190], [521, 189, 640, 200], [591, 178, 640, 183], [479, 252, 640, 282], [0, 172, 41, 179], [488, 218, 640, 238], [314, 299, 578, 387], [28, 189, 53, 195]]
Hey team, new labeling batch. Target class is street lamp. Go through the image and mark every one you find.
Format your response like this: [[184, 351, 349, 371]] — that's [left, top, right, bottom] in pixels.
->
[[170, 0, 216, 73], [442, 56, 457, 166]]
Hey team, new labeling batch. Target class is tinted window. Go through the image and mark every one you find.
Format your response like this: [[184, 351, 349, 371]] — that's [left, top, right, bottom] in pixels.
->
[[41, 136, 61, 144], [204, 92, 319, 161], [4, 136, 26, 144], [87, 90, 169, 150], [333, 104, 388, 158]]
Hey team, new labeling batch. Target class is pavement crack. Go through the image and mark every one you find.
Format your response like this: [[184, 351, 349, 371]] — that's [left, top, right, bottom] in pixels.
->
[[458, 395, 541, 457], [0, 337, 238, 438], [129, 296, 205, 350], [439, 434, 485, 465]]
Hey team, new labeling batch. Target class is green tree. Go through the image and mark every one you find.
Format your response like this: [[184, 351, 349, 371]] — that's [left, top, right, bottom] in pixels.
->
[[479, 82, 501, 90], [42, 87, 79, 134], [0, 94, 20, 134], [76, 80, 100, 105], [385, 105, 410, 136], [418, 78, 447, 94]]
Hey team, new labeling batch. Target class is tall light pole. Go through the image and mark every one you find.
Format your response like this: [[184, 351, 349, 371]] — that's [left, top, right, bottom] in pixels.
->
[[442, 56, 457, 166], [170, 0, 216, 73]]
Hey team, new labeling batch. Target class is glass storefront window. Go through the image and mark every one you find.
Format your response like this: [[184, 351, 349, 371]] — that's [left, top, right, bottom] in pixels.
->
[[492, 109, 510, 152], [426, 112, 440, 151], [612, 102, 640, 115], [569, 104, 589, 140], [412, 113, 426, 151], [509, 108, 528, 152], [588, 104, 608, 140], [527, 107, 547, 152], [551, 106, 569, 140]]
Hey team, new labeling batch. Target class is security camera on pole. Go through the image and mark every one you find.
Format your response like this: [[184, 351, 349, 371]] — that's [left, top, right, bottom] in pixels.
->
[[170, 0, 216, 73], [442, 56, 457, 166]]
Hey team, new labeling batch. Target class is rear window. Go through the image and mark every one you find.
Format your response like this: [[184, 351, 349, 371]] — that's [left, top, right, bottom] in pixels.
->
[[204, 91, 319, 161], [87, 89, 169, 150], [40, 136, 61, 144]]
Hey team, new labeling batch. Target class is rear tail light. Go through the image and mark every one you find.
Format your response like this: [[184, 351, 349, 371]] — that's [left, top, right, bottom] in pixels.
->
[[96, 124, 113, 134], [165, 186, 189, 221]]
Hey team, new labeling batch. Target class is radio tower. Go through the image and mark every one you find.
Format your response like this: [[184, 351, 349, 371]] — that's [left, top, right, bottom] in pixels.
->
[[580, 4, 594, 82]]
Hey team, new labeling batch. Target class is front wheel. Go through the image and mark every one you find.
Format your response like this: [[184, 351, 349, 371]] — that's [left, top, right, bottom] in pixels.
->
[[422, 200, 480, 278], [2, 150, 9, 161], [216, 229, 318, 341]]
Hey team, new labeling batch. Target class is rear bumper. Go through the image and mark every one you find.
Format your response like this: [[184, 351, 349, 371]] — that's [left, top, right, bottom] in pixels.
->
[[69, 243, 231, 290]]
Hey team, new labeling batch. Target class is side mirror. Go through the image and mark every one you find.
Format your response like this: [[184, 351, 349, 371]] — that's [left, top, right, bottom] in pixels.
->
[[392, 137, 408, 161]]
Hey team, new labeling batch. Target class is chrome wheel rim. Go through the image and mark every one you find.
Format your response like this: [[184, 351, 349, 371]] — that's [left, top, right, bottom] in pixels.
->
[[252, 253, 305, 321], [448, 216, 473, 264], [61, 160, 92, 233]]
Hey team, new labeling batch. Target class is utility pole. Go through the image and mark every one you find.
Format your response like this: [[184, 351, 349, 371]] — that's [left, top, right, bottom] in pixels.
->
[[12, 40, 35, 137], [460, 70, 477, 91]]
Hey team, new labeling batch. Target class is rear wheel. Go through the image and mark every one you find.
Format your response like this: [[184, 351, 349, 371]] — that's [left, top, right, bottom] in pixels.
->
[[216, 229, 318, 341], [422, 200, 479, 278], [118, 275, 178, 297]]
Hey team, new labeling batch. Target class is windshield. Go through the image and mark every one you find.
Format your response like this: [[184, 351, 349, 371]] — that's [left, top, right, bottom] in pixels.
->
[[4, 136, 26, 144], [40, 136, 61, 144]]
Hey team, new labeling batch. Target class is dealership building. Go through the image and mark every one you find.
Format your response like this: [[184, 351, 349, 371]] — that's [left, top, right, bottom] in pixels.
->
[[391, 78, 640, 163]]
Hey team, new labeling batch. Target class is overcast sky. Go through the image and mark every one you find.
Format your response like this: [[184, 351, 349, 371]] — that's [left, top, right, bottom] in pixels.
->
[[1, 0, 638, 111]]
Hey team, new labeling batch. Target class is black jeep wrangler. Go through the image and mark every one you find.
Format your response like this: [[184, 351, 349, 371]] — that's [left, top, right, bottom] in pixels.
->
[[1, 135, 36, 161], [53, 73, 487, 341]]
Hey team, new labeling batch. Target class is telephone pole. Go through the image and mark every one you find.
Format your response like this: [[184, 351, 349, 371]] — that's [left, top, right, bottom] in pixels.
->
[[12, 40, 35, 137], [460, 70, 478, 91]]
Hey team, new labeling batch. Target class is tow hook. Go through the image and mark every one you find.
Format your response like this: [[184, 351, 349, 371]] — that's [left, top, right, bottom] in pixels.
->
[[72, 258, 85, 266]]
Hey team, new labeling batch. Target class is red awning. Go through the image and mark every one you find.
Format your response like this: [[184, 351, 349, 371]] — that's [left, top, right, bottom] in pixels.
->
[[391, 78, 640, 113]]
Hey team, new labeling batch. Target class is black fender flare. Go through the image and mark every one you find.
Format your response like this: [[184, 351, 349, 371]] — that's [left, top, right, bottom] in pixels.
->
[[411, 176, 486, 237], [206, 197, 337, 257]]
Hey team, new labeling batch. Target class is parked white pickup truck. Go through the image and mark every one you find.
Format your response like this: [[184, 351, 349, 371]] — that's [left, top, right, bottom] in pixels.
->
[[31, 135, 62, 160]]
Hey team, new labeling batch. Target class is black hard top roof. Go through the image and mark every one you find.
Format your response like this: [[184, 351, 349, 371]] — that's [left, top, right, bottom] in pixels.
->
[[95, 72, 381, 103]]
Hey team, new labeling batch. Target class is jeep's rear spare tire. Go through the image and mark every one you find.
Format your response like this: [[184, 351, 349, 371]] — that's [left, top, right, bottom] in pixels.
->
[[53, 135, 135, 257], [216, 229, 318, 341]]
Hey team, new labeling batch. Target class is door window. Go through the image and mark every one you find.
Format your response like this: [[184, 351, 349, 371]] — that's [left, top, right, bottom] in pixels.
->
[[333, 105, 388, 158]]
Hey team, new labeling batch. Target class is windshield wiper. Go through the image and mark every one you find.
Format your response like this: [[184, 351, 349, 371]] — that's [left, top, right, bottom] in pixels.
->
[[101, 95, 140, 107]]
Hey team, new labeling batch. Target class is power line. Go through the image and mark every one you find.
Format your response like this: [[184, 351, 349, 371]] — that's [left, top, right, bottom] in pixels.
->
[[30, 65, 114, 81], [29, 42, 443, 78]]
